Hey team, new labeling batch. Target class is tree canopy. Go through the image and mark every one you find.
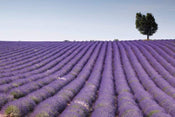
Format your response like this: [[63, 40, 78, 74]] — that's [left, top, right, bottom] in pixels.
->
[[136, 12, 158, 40]]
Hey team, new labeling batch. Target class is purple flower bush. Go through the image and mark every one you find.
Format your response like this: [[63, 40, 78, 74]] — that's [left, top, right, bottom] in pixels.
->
[[0, 40, 174, 117]]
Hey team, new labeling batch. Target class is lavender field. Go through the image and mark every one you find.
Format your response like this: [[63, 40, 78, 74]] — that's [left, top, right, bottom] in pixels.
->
[[0, 40, 175, 117]]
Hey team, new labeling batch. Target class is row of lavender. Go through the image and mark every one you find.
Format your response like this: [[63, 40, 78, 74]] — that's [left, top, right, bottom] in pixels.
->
[[0, 40, 175, 117]]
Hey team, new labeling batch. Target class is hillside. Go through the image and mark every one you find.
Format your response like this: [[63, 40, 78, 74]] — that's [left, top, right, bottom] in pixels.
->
[[0, 40, 175, 117]]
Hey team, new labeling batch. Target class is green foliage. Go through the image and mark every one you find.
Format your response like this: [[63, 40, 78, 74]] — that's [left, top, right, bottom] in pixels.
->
[[12, 83, 19, 87], [147, 110, 160, 117], [36, 112, 50, 117], [114, 39, 119, 41], [136, 12, 158, 40], [5, 105, 20, 117], [10, 90, 22, 98], [30, 96, 40, 103]]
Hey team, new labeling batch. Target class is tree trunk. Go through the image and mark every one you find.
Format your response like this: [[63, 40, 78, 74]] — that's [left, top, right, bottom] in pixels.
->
[[147, 35, 149, 40]]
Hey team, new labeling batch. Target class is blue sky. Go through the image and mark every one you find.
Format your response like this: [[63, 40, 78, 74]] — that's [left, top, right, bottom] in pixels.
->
[[0, 0, 175, 41]]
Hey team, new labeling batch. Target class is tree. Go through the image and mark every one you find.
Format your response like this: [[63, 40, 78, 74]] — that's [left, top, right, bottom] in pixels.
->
[[136, 12, 158, 40]]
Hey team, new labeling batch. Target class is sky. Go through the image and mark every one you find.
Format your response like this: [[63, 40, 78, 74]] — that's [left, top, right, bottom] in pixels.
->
[[0, 0, 175, 41]]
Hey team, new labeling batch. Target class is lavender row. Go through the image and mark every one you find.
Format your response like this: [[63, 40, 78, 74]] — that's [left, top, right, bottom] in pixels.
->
[[0, 42, 56, 66], [60, 42, 106, 117], [29, 42, 101, 117], [91, 42, 116, 117], [0, 42, 85, 88], [132, 42, 175, 88], [0, 42, 69, 72], [5, 43, 94, 98], [120, 42, 171, 117], [1, 42, 101, 116], [0, 42, 44, 60], [0, 43, 85, 85], [143, 41, 175, 67], [0, 43, 87, 94], [161, 40, 175, 51], [2, 42, 80, 76], [127, 42, 175, 99], [0, 43, 61, 75], [113, 42, 142, 117], [153, 41, 175, 58], [123, 42, 175, 116], [137, 41, 175, 76], [0, 42, 96, 111], [0, 40, 174, 117]]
